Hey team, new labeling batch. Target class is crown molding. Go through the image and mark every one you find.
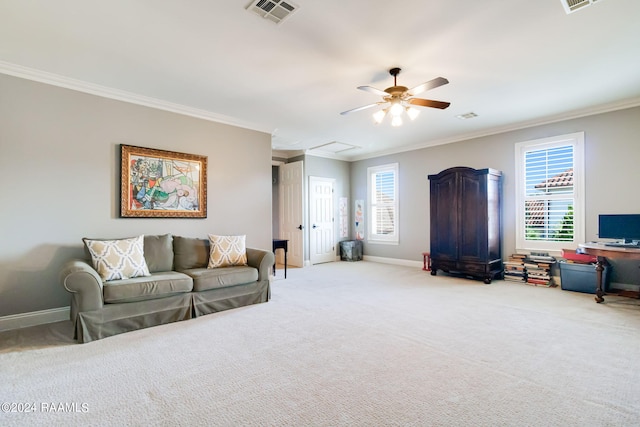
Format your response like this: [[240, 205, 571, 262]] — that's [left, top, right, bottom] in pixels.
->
[[346, 96, 640, 162], [3, 61, 639, 163], [0, 61, 272, 134]]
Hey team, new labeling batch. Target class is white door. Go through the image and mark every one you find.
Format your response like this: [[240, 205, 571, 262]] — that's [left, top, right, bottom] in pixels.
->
[[309, 177, 335, 265], [279, 161, 304, 268]]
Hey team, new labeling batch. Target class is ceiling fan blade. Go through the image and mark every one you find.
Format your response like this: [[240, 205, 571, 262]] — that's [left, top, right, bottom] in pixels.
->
[[408, 98, 451, 109], [340, 102, 384, 115], [357, 85, 389, 97], [408, 77, 449, 96]]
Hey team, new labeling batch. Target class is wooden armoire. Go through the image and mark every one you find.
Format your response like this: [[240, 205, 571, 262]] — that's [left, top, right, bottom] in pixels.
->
[[428, 167, 503, 284]]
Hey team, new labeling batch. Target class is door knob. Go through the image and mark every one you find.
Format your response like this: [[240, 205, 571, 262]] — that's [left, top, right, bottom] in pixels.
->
[[312, 224, 317, 229], [297, 225, 303, 230]]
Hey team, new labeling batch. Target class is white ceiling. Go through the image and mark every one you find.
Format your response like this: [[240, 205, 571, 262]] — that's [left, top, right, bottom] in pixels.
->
[[1, 0, 639, 161]]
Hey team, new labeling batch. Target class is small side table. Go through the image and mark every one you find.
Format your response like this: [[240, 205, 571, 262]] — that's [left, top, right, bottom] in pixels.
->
[[272, 239, 288, 279]]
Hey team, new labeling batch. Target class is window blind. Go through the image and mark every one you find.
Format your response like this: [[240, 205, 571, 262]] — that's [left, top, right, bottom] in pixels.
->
[[524, 145, 574, 242], [372, 171, 395, 235]]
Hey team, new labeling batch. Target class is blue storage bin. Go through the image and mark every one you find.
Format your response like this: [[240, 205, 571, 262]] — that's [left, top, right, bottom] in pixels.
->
[[559, 261, 610, 294]]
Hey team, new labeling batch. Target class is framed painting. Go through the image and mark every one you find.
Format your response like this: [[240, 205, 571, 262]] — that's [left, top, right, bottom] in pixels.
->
[[120, 144, 207, 218]]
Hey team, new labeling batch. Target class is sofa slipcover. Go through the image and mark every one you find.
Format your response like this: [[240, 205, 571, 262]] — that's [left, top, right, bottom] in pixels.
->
[[61, 234, 274, 343]]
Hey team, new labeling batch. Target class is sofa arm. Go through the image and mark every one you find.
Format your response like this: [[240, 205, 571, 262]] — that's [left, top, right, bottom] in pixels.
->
[[60, 260, 104, 317], [246, 248, 275, 281]]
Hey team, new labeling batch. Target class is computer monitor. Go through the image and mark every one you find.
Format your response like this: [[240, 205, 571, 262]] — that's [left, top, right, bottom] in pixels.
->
[[598, 214, 640, 243]]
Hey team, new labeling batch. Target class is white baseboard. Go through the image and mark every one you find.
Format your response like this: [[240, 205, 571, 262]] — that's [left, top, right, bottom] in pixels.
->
[[0, 307, 70, 332], [304, 256, 422, 269], [363, 255, 423, 269], [610, 281, 640, 292]]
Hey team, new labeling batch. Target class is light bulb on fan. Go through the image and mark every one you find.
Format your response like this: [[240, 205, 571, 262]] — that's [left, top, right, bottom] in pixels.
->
[[406, 107, 420, 121], [373, 109, 387, 124], [389, 102, 404, 117]]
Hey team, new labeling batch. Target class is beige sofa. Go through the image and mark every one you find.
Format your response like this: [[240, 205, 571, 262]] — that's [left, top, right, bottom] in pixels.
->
[[60, 234, 274, 343]]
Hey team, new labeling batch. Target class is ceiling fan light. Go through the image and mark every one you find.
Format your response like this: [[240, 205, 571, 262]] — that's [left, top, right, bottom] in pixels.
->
[[406, 107, 420, 120], [343, 68, 450, 128], [373, 109, 386, 124], [389, 102, 404, 117]]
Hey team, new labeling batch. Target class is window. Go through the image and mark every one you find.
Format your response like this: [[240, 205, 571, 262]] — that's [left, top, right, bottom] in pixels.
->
[[515, 132, 585, 253], [367, 163, 399, 244]]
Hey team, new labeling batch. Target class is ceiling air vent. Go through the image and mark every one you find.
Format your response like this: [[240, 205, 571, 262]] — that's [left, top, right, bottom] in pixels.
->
[[560, 0, 605, 14], [247, 0, 299, 25], [456, 112, 478, 120]]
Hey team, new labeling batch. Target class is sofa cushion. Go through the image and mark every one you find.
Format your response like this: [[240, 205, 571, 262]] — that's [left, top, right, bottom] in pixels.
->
[[83, 235, 151, 281], [102, 271, 193, 303], [144, 234, 174, 273], [208, 234, 248, 268], [174, 236, 209, 271], [183, 266, 259, 292]]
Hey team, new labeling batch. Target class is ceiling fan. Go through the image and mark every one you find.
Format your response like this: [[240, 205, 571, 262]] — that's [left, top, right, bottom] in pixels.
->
[[341, 67, 450, 126]]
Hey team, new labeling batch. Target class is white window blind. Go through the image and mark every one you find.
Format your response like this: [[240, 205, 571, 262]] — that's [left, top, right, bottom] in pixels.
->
[[367, 163, 399, 244], [515, 133, 584, 252], [525, 145, 574, 241]]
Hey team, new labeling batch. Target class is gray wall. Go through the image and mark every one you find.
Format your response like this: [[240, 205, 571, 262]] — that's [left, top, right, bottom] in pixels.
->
[[271, 155, 351, 262], [351, 106, 640, 283], [0, 74, 273, 317]]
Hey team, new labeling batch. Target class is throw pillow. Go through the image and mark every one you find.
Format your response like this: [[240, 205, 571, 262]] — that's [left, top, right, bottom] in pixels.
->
[[208, 235, 247, 268], [173, 236, 209, 270], [83, 235, 151, 281], [143, 234, 174, 273]]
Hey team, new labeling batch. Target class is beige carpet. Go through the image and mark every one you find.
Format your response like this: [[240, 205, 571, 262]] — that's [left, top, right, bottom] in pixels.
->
[[2, 261, 640, 426]]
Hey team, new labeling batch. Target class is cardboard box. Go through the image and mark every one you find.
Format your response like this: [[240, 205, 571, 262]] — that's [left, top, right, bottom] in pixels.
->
[[559, 261, 610, 294]]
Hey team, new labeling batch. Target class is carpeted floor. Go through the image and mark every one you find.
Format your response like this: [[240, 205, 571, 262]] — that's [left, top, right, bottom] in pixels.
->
[[2, 261, 640, 426]]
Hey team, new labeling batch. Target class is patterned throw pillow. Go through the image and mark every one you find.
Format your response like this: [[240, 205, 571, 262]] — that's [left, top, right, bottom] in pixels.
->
[[208, 235, 248, 268], [83, 235, 151, 281]]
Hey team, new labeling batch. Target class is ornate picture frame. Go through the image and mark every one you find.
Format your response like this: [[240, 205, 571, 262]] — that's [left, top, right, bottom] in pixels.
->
[[120, 144, 207, 218]]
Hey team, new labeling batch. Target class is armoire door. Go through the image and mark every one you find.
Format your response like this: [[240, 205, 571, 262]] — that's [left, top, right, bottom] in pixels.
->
[[430, 171, 458, 262], [458, 171, 488, 263]]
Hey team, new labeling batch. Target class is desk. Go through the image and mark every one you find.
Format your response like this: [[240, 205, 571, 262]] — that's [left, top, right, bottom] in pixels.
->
[[578, 242, 640, 303], [272, 239, 288, 279]]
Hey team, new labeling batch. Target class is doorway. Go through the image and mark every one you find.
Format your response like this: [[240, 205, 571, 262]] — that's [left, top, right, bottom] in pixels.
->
[[277, 161, 304, 268], [309, 176, 336, 265]]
